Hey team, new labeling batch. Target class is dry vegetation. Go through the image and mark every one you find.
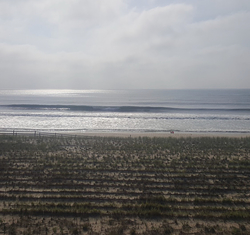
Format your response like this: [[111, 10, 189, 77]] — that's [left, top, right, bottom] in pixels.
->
[[0, 134, 250, 234]]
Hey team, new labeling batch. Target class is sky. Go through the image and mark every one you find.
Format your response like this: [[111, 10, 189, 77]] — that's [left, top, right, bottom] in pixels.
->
[[0, 0, 250, 89]]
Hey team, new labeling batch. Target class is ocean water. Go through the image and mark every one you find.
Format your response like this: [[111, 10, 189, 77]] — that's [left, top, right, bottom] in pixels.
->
[[0, 89, 250, 134]]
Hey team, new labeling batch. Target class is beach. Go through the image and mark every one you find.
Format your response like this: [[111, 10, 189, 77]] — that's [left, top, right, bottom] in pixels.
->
[[73, 131, 250, 138], [3, 129, 250, 139], [0, 133, 250, 234]]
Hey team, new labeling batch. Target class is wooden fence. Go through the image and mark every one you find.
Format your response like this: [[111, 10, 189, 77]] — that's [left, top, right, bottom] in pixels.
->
[[0, 129, 80, 138]]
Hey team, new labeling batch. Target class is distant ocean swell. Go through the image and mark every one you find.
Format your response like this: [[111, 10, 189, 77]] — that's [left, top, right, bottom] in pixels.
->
[[1, 112, 250, 121], [3, 104, 250, 113]]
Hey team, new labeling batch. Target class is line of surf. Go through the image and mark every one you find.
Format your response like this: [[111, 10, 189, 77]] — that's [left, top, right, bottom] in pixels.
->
[[2, 104, 250, 113]]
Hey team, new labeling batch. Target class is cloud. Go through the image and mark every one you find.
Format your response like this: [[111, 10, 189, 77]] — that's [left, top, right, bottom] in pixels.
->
[[0, 1, 249, 89], [0, 0, 126, 51], [87, 4, 250, 89], [0, 0, 125, 24], [0, 43, 96, 89]]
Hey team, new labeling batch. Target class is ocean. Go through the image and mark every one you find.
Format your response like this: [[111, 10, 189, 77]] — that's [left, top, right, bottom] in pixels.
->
[[0, 89, 250, 134]]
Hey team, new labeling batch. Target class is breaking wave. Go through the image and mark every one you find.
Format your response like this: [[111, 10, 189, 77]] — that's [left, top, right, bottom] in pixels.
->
[[3, 104, 250, 113]]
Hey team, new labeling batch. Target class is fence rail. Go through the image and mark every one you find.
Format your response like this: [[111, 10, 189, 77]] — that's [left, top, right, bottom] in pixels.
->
[[0, 130, 82, 138]]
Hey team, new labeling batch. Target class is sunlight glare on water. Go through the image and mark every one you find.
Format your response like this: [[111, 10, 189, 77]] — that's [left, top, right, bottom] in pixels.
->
[[0, 89, 250, 133]]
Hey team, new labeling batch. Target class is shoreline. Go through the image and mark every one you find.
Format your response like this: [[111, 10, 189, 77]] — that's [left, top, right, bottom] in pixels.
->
[[1, 129, 250, 138], [72, 131, 250, 138]]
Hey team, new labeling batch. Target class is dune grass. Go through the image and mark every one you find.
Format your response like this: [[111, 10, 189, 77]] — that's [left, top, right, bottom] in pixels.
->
[[0, 134, 250, 234]]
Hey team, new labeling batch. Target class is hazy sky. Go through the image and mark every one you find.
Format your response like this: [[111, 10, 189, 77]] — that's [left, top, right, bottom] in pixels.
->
[[0, 0, 250, 89]]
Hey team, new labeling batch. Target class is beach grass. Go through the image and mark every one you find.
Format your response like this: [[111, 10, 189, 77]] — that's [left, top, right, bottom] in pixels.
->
[[0, 134, 250, 234]]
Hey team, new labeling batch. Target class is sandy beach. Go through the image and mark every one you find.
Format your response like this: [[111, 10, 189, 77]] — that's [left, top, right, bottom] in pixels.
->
[[2, 129, 250, 139], [72, 131, 250, 138]]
